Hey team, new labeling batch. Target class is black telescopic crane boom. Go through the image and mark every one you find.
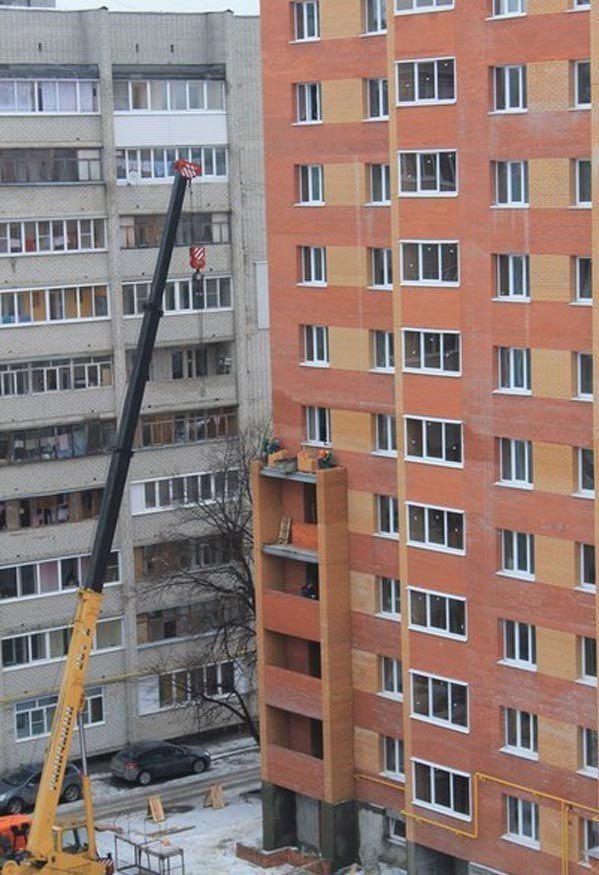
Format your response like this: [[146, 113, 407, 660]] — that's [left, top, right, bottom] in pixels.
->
[[86, 165, 195, 594]]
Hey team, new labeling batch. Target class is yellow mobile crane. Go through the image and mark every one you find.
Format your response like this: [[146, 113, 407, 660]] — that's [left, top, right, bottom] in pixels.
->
[[0, 159, 202, 875]]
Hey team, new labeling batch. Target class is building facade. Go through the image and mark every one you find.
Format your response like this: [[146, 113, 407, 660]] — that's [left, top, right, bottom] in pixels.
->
[[255, 1, 598, 872], [0, 5, 269, 770]]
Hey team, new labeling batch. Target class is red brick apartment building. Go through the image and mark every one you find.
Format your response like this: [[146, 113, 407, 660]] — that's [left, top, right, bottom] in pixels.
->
[[252, 1, 598, 872]]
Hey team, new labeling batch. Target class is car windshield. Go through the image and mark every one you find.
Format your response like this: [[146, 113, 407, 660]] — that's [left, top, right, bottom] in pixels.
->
[[2, 766, 34, 786]]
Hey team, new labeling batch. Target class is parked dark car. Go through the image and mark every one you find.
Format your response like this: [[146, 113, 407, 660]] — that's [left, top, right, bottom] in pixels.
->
[[110, 741, 211, 786], [0, 762, 82, 815]]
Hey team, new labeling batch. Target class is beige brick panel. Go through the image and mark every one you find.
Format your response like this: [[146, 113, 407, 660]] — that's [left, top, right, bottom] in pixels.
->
[[528, 0, 568, 13], [535, 535, 575, 588], [538, 716, 578, 771], [533, 442, 574, 494], [327, 246, 368, 287], [329, 327, 370, 371], [322, 79, 364, 124], [352, 649, 379, 693], [539, 805, 563, 858], [354, 726, 380, 773], [325, 162, 367, 207], [530, 255, 571, 302], [347, 489, 374, 535], [351, 571, 377, 614], [537, 627, 577, 681], [320, 0, 362, 40], [529, 159, 570, 209], [527, 61, 570, 112], [331, 409, 372, 454], [531, 349, 573, 399]]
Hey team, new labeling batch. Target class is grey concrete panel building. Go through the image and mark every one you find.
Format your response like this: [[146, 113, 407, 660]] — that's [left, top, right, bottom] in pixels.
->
[[0, 5, 269, 770]]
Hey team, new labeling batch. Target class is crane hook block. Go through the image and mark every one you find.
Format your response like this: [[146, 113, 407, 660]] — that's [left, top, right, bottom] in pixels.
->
[[172, 159, 202, 179], [190, 245, 206, 272]]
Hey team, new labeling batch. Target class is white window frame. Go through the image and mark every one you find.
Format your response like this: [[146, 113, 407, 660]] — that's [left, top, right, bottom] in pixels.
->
[[575, 158, 592, 207], [123, 276, 232, 317], [396, 57, 456, 106], [0, 217, 106, 257], [366, 77, 389, 120], [376, 495, 399, 539], [370, 247, 393, 289], [398, 150, 458, 197], [387, 816, 406, 845], [497, 346, 531, 394], [295, 82, 322, 124], [372, 330, 395, 372], [300, 246, 327, 285], [15, 686, 104, 742], [400, 240, 459, 286], [378, 576, 401, 619], [297, 164, 324, 205], [579, 543, 595, 591], [504, 796, 540, 849], [580, 727, 598, 776], [381, 656, 403, 699], [0, 354, 113, 398], [0, 283, 109, 328], [574, 60, 591, 109], [406, 502, 465, 554], [402, 329, 461, 375], [383, 736, 405, 780], [364, 0, 387, 33], [502, 708, 538, 760], [582, 817, 599, 864], [580, 636, 597, 685], [395, 0, 454, 12], [577, 447, 595, 496], [412, 759, 471, 821], [0, 552, 120, 603], [404, 415, 463, 467], [368, 163, 391, 204], [113, 79, 225, 114], [492, 0, 526, 16], [498, 438, 533, 489], [0, 78, 100, 115], [305, 405, 331, 446], [576, 352, 593, 400], [408, 587, 467, 640], [501, 619, 536, 671], [374, 413, 397, 456], [302, 325, 329, 367], [493, 65, 527, 113], [410, 670, 469, 732], [495, 161, 529, 207], [131, 470, 238, 515], [573, 0, 590, 7], [575, 256, 592, 303], [116, 145, 228, 183], [293, 1, 320, 41], [2, 618, 123, 670], [495, 253, 530, 299], [500, 530, 535, 579]]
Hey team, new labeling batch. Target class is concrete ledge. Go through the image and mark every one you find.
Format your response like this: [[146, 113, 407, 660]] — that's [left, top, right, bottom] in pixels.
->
[[236, 842, 331, 873]]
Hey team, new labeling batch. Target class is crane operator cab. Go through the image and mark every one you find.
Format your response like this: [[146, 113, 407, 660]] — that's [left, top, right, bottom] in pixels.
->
[[0, 820, 113, 874]]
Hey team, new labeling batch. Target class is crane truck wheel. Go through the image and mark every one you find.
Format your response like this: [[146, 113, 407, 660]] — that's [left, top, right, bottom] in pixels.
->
[[5, 799, 23, 816], [137, 771, 152, 786], [1, 860, 19, 874]]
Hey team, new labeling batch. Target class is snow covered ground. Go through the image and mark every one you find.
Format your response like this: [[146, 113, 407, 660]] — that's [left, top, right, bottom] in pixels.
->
[[94, 787, 404, 875]]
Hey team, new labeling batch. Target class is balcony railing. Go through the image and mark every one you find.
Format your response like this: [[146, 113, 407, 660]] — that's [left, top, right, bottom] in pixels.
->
[[264, 665, 322, 720], [262, 590, 320, 641]]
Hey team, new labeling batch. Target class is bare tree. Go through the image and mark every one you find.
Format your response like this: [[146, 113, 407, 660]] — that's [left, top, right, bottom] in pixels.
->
[[141, 424, 268, 743]]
